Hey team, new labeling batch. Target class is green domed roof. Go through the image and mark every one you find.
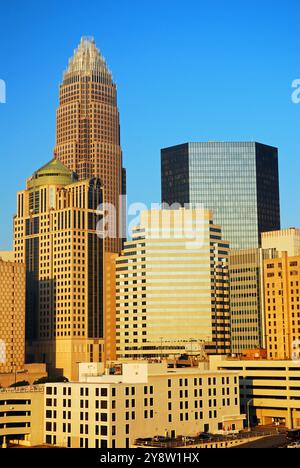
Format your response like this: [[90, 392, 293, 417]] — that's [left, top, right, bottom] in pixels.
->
[[27, 158, 78, 190]]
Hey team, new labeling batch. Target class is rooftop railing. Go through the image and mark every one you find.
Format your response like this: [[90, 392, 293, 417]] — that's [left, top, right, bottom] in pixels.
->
[[0, 385, 44, 394]]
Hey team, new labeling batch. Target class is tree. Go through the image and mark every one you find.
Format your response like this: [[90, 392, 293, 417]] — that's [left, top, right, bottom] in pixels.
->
[[10, 380, 30, 388], [33, 376, 69, 385]]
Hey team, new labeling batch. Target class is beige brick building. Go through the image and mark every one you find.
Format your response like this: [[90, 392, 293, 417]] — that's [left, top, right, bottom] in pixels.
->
[[13, 158, 105, 381], [264, 252, 300, 360], [44, 361, 244, 448], [0, 259, 25, 374]]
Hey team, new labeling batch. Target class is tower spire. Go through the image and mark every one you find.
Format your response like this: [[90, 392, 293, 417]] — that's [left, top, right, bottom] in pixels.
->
[[63, 36, 113, 83]]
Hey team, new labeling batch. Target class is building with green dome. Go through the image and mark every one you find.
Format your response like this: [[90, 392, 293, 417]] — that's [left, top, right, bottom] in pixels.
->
[[14, 159, 104, 380]]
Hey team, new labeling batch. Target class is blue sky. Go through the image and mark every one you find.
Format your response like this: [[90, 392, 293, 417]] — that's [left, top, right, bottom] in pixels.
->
[[0, 0, 299, 248]]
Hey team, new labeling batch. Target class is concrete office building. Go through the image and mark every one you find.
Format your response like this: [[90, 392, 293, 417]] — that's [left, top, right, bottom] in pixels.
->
[[161, 142, 280, 249], [44, 361, 244, 448], [264, 252, 300, 360], [54, 37, 126, 253], [13, 159, 104, 381], [211, 356, 300, 429], [230, 248, 278, 354], [115, 209, 231, 359], [0, 259, 26, 374]]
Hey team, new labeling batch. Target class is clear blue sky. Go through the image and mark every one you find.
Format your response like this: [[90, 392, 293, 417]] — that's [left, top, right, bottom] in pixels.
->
[[0, 0, 299, 249]]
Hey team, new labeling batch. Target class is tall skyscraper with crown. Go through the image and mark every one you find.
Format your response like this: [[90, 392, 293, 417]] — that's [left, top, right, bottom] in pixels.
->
[[54, 37, 125, 253]]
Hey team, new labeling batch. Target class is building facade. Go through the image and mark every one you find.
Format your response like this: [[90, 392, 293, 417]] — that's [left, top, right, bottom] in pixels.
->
[[211, 356, 300, 430], [264, 252, 300, 360], [262, 228, 300, 257], [104, 252, 118, 363], [54, 37, 126, 253], [13, 159, 104, 381], [0, 386, 44, 448], [44, 361, 244, 448], [229, 248, 277, 354], [161, 142, 280, 249], [115, 209, 231, 359], [0, 259, 25, 374]]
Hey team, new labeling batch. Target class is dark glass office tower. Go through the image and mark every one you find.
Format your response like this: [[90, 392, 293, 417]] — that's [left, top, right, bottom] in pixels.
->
[[161, 142, 280, 249]]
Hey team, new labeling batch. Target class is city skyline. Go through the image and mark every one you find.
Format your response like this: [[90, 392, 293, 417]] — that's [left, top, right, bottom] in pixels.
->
[[1, 0, 300, 450], [0, 0, 299, 248]]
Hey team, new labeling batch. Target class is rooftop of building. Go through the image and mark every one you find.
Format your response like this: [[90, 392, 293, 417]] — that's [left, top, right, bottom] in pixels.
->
[[27, 158, 78, 190], [209, 355, 300, 369], [52, 360, 240, 385], [161, 141, 278, 151], [262, 228, 300, 237]]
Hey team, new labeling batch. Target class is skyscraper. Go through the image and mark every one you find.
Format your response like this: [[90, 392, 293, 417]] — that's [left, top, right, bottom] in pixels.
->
[[161, 142, 280, 250], [14, 159, 104, 380], [115, 209, 231, 359], [54, 37, 125, 253]]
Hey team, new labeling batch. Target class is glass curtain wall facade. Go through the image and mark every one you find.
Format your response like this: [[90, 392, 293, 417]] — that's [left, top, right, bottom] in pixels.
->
[[161, 142, 280, 250]]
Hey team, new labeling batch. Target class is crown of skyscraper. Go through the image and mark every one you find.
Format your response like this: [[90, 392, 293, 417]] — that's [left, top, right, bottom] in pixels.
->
[[63, 36, 113, 82]]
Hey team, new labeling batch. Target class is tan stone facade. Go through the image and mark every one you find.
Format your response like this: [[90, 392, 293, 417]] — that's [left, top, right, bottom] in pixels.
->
[[264, 252, 300, 360], [54, 37, 125, 254], [13, 159, 105, 381], [0, 259, 25, 374]]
